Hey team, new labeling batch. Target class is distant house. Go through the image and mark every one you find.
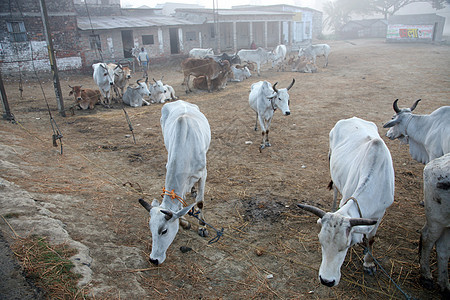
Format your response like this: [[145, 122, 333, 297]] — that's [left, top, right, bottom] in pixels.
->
[[387, 14, 445, 43], [339, 19, 388, 39]]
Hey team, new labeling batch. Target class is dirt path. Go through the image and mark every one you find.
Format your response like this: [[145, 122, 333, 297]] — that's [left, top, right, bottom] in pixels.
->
[[0, 39, 449, 299]]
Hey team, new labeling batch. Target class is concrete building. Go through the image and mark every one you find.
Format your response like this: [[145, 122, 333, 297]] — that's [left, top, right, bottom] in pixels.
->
[[339, 19, 388, 39], [387, 14, 445, 43]]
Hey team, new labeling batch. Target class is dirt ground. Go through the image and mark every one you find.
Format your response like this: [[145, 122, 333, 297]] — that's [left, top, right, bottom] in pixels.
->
[[0, 39, 449, 299]]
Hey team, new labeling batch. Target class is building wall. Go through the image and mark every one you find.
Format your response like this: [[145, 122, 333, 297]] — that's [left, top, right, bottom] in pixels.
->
[[0, 0, 81, 73], [387, 14, 445, 43]]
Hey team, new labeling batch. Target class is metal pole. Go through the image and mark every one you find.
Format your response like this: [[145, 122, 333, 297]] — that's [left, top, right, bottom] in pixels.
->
[[0, 68, 14, 122], [39, 0, 66, 117]]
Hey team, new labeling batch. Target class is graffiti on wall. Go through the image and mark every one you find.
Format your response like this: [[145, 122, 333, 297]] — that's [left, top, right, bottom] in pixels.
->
[[387, 24, 434, 39]]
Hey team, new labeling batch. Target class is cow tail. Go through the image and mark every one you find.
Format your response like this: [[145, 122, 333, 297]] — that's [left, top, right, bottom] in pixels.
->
[[328, 180, 333, 190]]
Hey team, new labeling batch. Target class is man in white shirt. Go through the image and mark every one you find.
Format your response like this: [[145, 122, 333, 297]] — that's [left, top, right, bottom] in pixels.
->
[[138, 47, 150, 77]]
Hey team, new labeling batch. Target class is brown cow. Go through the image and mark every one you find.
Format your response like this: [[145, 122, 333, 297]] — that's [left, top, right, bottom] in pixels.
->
[[181, 58, 231, 93], [107, 63, 132, 99], [68, 85, 101, 110], [192, 66, 231, 91]]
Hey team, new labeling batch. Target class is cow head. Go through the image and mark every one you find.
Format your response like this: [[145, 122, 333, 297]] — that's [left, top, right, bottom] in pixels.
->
[[113, 64, 132, 79], [68, 85, 83, 102], [297, 203, 377, 287], [152, 78, 166, 94], [383, 99, 421, 142], [136, 79, 151, 97], [270, 79, 295, 116], [139, 198, 196, 265]]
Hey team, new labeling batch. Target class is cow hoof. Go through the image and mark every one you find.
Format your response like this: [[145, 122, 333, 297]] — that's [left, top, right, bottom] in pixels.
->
[[265, 142, 271, 147], [363, 265, 376, 276], [198, 228, 209, 237], [419, 276, 434, 290]]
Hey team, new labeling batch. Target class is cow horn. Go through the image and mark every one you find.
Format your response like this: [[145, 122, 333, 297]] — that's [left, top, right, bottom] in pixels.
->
[[68, 84, 73, 88], [145, 77, 149, 84], [349, 218, 377, 227], [272, 82, 279, 93], [297, 203, 326, 218], [160, 210, 173, 221], [114, 65, 120, 70], [139, 198, 152, 212], [393, 99, 400, 113], [161, 76, 164, 81], [153, 78, 157, 83], [137, 79, 142, 84], [410, 99, 421, 111], [287, 78, 295, 91]]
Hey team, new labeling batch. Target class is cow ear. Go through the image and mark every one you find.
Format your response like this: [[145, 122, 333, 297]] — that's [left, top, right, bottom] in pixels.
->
[[383, 118, 400, 128], [174, 202, 196, 219]]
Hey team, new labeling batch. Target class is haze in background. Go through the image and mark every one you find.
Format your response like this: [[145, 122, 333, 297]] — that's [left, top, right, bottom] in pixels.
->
[[120, 0, 449, 35]]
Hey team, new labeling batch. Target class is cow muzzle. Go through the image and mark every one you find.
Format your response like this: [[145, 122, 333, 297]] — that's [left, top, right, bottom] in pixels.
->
[[109, 82, 114, 86], [149, 258, 159, 265], [319, 275, 336, 287], [284, 111, 291, 116]]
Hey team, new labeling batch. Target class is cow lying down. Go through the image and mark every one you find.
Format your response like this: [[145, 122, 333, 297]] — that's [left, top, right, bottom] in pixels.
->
[[122, 78, 151, 107], [68, 85, 101, 110]]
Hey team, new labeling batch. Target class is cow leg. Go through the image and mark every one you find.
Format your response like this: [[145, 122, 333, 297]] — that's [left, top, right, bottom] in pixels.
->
[[331, 184, 339, 212], [264, 119, 272, 147], [206, 77, 212, 93], [195, 175, 208, 237], [257, 62, 261, 76], [363, 236, 376, 275], [254, 113, 258, 131], [184, 75, 191, 93], [258, 116, 267, 150], [419, 222, 444, 290], [435, 228, 449, 294], [324, 55, 328, 68]]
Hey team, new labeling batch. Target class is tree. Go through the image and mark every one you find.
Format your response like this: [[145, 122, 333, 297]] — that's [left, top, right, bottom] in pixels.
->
[[322, 0, 353, 34], [368, 0, 448, 19]]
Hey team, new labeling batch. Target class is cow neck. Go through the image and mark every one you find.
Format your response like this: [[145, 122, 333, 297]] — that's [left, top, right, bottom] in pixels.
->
[[270, 95, 277, 111], [161, 187, 188, 208], [403, 114, 414, 139]]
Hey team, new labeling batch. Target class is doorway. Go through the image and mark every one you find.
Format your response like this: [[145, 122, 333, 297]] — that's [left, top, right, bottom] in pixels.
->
[[169, 28, 179, 54], [121, 30, 133, 58]]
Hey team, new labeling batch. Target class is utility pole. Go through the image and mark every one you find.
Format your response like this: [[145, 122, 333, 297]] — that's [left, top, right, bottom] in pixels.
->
[[0, 68, 14, 122], [39, 0, 65, 117]]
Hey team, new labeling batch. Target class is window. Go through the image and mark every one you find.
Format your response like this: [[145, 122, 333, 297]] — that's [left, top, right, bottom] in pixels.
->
[[89, 35, 101, 50], [186, 31, 196, 41], [6, 21, 27, 42], [142, 35, 154, 45]]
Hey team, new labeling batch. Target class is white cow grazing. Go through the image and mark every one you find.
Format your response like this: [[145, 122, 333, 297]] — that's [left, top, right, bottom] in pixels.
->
[[383, 99, 450, 164], [299, 44, 331, 67], [92, 62, 115, 105], [229, 66, 251, 82], [270, 44, 287, 68], [122, 78, 151, 107], [139, 100, 211, 265], [189, 48, 214, 59], [237, 47, 272, 76], [420, 153, 450, 296], [249, 79, 295, 151], [149, 78, 177, 104], [298, 117, 395, 287]]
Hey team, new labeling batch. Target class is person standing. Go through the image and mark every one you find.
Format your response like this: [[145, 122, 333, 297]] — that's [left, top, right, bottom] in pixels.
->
[[138, 47, 150, 77]]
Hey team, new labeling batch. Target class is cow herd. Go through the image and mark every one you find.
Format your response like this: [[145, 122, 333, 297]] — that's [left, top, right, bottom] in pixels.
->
[[69, 45, 448, 297], [137, 97, 448, 296]]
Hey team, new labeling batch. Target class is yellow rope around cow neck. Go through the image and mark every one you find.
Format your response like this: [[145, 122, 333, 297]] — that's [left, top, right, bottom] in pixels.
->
[[161, 187, 188, 207]]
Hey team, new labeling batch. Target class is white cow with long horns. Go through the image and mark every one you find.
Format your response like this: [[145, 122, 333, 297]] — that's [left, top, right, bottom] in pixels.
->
[[249, 79, 295, 151], [139, 100, 211, 265], [298, 117, 395, 287], [383, 99, 450, 164]]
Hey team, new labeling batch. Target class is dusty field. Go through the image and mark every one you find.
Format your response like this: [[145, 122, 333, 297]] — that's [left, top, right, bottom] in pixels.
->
[[1, 39, 449, 299]]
